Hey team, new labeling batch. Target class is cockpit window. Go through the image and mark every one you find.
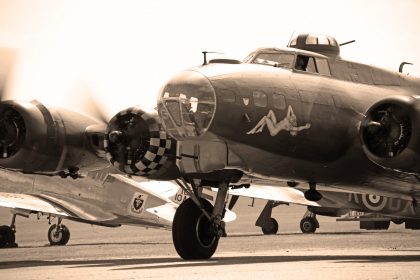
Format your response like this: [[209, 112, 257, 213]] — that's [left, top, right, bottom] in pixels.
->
[[252, 53, 294, 68], [316, 58, 331, 76], [306, 57, 317, 73], [295, 55, 330, 76], [243, 51, 255, 63], [295, 55, 309, 71]]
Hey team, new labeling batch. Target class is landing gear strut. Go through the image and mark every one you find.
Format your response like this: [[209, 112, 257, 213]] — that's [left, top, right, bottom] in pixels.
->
[[300, 210, 319, 233], [172, 180, 229, 259], [255, 200, 281, 235]]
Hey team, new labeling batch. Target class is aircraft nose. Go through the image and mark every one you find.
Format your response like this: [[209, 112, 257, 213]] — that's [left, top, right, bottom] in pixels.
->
[[157, 70, 216, 140]]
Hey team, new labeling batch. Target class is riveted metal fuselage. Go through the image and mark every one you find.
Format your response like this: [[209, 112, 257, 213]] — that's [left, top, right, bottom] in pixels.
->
[[158, 57, 420, 197]]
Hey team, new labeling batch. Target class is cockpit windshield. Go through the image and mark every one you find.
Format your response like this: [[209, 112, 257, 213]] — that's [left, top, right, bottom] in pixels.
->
[[252, 52, 295, 68], [157, 71, 216, 139]]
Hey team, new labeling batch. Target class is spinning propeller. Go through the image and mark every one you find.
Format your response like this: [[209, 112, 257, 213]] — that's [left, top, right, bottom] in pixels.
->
[[0, 48, 22, 159], [362, 103, 411, 158]]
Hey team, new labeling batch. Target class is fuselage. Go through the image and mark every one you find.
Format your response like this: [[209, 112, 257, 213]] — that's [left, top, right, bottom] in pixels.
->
[[157, 43, 420, 199]]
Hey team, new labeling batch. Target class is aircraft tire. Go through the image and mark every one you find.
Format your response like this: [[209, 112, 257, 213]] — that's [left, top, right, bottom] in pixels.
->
[[172, 198, 219, 259], [300, 217, 317, 233], [0, 225, 15, 248], [48, 224, 70, 246], [392, 219, 404, 225], [262, 218, 279, 235], [60, 225, 71, 245]]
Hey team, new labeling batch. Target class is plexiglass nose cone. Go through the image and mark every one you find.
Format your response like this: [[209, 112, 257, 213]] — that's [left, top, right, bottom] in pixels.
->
[[157, 70, 216, 139]]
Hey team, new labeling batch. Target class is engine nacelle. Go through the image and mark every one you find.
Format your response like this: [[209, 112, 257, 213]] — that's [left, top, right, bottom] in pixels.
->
[[360, 95, 420, 173], [0, 100, 105, 173], [104, 106, 180, 180]]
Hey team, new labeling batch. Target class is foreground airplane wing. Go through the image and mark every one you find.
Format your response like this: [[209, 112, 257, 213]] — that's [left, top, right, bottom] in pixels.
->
[[0, 192, 70, 217], [0, 170, 179, 248]]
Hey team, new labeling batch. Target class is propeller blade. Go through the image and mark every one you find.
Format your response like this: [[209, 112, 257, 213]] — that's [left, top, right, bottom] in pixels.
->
[[72, 81, 110, 124], [0, 48, 17, 102]]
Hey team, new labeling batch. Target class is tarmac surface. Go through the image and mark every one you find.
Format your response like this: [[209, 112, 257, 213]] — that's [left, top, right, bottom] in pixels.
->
[[1, 199, 420, 280]]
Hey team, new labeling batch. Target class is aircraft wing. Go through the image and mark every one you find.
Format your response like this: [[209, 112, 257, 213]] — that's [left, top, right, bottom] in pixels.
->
[[226, 185, 321, 207], [145, 204, 177, 222], [0, 192, 70, 217]]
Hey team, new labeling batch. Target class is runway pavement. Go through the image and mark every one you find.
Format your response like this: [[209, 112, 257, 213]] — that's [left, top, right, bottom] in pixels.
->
[[1, 199, 420, 279]]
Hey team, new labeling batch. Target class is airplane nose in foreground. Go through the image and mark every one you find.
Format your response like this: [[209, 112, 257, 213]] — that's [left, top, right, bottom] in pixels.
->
[[157, 70, 216, 140]]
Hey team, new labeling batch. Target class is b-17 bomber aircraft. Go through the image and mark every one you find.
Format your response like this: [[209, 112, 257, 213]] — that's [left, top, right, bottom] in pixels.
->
[[154, 33, 420, 259], [2, 33, 420, 259]]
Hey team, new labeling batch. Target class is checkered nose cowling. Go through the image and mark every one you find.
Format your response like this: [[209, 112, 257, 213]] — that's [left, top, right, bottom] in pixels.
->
[[104, 107, 177, 178]]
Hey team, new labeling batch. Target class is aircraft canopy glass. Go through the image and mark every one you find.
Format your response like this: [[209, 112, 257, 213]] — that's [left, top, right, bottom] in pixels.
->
[[252, 52, 295, 68], [157, 71, 216, 139]]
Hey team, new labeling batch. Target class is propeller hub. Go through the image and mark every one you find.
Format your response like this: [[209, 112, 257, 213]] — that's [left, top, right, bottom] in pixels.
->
[[0, 107, 26, 158], [108, 130, 124, 144], [362, 102, 411, 158], [365, 121, 384, 135]]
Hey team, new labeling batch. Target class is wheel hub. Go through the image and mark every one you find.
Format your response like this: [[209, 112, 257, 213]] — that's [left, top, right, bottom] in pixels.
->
[[50, 230, 63, 242], [195, 214, 217, 248], [303, 221, 312, 231]]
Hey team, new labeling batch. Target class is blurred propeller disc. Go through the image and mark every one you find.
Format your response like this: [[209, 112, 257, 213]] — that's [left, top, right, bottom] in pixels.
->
[[0, 47, 18, 102]]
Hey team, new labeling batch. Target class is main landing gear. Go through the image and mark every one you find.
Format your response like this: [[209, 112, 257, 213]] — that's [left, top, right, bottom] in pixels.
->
[[0, 213, 18, 248], [300, 210, 319, 233], [255, 200, 281, 235], [0, 212, 70, 248], [173, 179, 229, 259]]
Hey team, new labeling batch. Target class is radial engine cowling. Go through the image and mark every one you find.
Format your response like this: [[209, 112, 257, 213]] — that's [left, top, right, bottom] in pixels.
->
[[104, 107, 180, 180], [0, 100, 103, 173], [360, 95, 420, 173]]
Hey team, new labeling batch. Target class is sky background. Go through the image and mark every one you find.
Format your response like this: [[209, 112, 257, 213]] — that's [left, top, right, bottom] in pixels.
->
[[0, 0, 419, 119]]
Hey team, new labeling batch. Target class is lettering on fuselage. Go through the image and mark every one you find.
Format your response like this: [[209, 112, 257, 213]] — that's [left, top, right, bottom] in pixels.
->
[[172, 188, 214, 204], [246, 105, 311, 136], [173, 189, 189, 204], [348, 193, 415, 214]]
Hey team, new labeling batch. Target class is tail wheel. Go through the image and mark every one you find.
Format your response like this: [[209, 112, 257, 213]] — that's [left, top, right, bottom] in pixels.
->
[[48, 224, 70, 246], [261, 218, 279, 235], [300, 217, 318, 233], [172, 198, 219, 259]]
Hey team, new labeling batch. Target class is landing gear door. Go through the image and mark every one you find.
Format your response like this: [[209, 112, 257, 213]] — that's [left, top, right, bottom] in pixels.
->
[[176, 140, 227, 174]]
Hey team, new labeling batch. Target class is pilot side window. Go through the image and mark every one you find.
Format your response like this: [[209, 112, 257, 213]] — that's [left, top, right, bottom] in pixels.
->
[[295, 55, 309, 71], [253, 53, 294, 68], [316, 58, 331, 76], [273, 94, 286, 110], [253, 90, 267, 107], [306, 57, 317, 73], [295, 55, 322, 75]]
